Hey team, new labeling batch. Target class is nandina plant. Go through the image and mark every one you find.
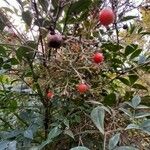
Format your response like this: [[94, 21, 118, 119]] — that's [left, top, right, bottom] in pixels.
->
[[0, 0, 150, 150]]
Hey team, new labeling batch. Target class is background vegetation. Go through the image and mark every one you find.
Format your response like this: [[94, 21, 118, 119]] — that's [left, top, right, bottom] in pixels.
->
[[0, 0, 150, 150]]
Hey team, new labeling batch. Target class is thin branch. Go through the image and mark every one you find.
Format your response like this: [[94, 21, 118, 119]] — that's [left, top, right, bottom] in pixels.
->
[[109, 60, 150, 84]]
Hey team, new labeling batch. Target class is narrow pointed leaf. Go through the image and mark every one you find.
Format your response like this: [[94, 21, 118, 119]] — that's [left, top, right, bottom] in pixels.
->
[[90, 106, 105, 134], [108, 133, 120, 150]]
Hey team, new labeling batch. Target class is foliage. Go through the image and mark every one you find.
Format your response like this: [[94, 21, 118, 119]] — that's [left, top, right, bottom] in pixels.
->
[[0, 0, 150, 150]]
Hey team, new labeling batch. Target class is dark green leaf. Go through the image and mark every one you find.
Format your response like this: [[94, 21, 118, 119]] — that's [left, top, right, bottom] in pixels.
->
[[0, 58, 4, 66], [0, 13, 7, 31], [38, 0, 48, 12], [34, 18, 51, 28], [3, 64, 11, 69], [102, 43, 123, 52], [118, 77, 130, 86], [68, 0, 92, 15], [22, 10, 33, 27], [103, 93, 117, 106], [138, 27, 143, 34], [124, 45, 136, 57], [8, 58, 19, 65], [16, 41, 37, 61], [132, 84, 147, 90], [130, 49, 142, 59], [0, 46, 6, 56], [128, 74, 138, 85], [120, 16, 137, 22], [140, 32, 150, 36], [129, 23, 136, 34]]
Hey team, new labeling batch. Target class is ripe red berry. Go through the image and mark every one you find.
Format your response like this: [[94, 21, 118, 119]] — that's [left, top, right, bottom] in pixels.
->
[[93, 52, 104, 64], [77, 83, 89, 93], [47, 33, 62, 48], [99, 7, 115, 26], [47, 91, 54, 99]]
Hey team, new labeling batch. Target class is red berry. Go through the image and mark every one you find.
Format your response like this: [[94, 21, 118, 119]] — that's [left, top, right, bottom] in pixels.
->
[[93, 52, 104, 64], [47, 91, 54, 99], [77, 83, 89, 93], [99, 7, 115, 26]]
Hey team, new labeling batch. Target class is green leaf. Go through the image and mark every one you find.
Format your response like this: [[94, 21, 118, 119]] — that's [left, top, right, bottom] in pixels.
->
[[68, 0, 92, 15], [119, 108, 132, 117], [125, 124, 140, 130], [64, 129, 75, 139], [34, 18, 51, 28], [140, 31, 150, 36], [138, 55, 146, 64], [38, 0, 48, 12], [90, 106, 105, 134], [23, 129, 33, 139], [103, 93, 116, 106], [3, 64, 11, 69], [0, 141, 9, 149], [128, 75, 138, 85], [16, 41, 37, 61], [0, 46, 6, 56], [108, 133, 120, 150], [22, 10, 33, 27], [102, 43, 123, 52], [132, 84, 147, 90], [138, 27, 143, 34], [136, 105, 149, 109], [140, 119, 150, 135], [124, 45, 137, 57], [120, 16, 137, 22], [130, 49, 142, 60], [38, 126, 62, 149], [8, 58, 19, 65], [0, 57, 4, 67], [70, 146, 90, 150], [134, 112, 150, 119], [8, 141, 17, 150], [131, 96, 141, 109], [48, 126, 62, 140], [0, 11, 8, 31], [114, 146, 139, 150], [16, 0, 24, 8], [118, 77, 130, 86], [129, 24, 136, 34]]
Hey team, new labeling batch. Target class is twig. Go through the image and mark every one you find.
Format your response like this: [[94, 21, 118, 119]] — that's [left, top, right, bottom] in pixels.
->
[[109, 60, 150, 84]]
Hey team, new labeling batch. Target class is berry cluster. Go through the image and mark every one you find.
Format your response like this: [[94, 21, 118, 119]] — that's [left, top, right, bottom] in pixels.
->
[[47, 7, 115, 97]]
